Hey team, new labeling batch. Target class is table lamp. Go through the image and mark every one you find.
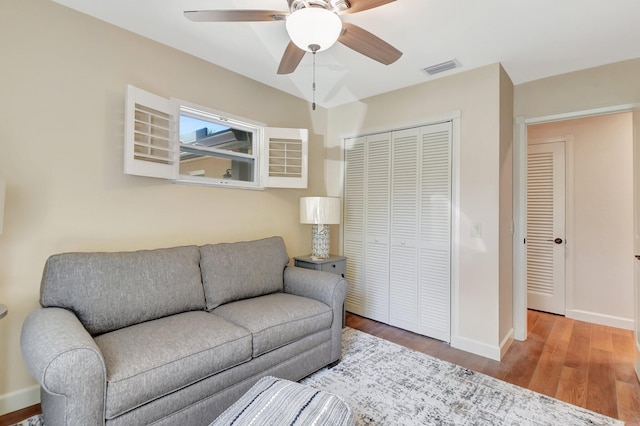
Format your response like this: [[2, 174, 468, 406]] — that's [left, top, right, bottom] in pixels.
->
[[300, 197, 340, 259]]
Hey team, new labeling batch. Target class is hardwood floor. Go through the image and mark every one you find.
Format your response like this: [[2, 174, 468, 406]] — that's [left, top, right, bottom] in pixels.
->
[[0, 404, 40, 426], [346, 309, 640, 425], [2, 310, 638, 425]]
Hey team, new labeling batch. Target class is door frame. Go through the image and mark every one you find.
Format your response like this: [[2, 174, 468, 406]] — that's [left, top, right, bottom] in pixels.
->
[[514, 103, 638, 341]]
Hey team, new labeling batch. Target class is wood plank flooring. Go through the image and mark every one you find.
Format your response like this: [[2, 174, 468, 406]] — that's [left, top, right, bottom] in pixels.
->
[[346, 309, 640, 425], [2, 309, 639, 425]]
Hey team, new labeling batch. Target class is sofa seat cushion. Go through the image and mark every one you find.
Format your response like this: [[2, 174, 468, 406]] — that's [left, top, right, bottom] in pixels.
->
[[213, 293, 332, 358], [94, 311, 251, 419]]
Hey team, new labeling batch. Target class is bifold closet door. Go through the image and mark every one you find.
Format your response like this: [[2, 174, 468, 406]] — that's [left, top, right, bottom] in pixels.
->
[[389, 122, 452, 342], [363, 132, 391, 323], [344, 136, 365, 316], [343, 132, 391, 323], [417, 122, 452, 342], [389, 128, 420, 332]]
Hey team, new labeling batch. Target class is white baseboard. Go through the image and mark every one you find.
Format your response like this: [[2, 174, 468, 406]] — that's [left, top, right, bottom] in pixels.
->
[[566, 309, 634, 330], [451, 335, 501, 361], [499, 328, 514, 359], [0, 385, 40, 416]]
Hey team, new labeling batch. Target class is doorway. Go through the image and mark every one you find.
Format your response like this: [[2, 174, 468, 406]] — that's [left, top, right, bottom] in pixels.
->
[[514, 107, 635, 339]]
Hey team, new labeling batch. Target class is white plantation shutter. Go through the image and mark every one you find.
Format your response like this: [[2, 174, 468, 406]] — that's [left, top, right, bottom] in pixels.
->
[[344, 136, 366, 315], [124, 85, 177, 179], [264, 127, 308, 188], [418, 122, 451, 341]]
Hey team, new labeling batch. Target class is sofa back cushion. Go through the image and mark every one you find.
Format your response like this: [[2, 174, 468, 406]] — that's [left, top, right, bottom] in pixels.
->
[[40, 245, 205, 335], [199, 236, 290, 310]]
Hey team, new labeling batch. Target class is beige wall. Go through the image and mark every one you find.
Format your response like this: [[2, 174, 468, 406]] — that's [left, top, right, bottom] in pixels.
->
[[327, 63, 511, 359], [0, 0, 329, 413], [499, 66, 514, 349], [515, 58, 640, 118], [528, 113, 634, 323]]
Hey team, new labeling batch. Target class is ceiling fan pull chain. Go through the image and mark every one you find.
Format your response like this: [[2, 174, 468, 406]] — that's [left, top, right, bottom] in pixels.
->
[[310, 44, 320, 111], [312, 51, 317, 111]]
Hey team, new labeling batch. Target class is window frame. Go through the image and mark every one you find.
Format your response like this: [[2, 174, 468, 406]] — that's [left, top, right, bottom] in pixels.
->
[[175, 101, 265, 190]]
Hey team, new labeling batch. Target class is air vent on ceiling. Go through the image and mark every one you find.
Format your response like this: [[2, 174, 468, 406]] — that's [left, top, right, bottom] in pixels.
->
[[422, 59, 462, 76]]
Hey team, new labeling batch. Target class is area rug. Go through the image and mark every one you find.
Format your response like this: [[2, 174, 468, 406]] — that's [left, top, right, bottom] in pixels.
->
[[11, 328, 622, 426], [300, 328, 622, 426]]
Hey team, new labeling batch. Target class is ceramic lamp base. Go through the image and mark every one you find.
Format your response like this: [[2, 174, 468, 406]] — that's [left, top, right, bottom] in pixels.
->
[[311, 224, 330, 259]]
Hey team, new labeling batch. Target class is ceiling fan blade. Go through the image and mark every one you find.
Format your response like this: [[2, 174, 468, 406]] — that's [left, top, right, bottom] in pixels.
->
[[184, 10, 288, 22], [338, 23, 402, 65], [277, 41, 306, 75], [342, 0, 396, 14]]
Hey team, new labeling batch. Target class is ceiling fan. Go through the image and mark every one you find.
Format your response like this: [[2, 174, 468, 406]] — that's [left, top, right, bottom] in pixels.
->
[[184, 0, 403, 75]]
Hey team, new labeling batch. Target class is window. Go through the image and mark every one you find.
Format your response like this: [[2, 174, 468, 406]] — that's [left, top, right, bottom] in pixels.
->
[[124, 85, 308, 189]]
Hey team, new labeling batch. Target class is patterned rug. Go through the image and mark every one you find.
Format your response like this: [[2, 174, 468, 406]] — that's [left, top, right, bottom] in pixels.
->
[[12, 328, 622, 426], [301, 328, 622, 425]]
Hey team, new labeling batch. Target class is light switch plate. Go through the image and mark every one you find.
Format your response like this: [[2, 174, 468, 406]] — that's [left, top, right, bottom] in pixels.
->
[[471, 222, 482, 238]]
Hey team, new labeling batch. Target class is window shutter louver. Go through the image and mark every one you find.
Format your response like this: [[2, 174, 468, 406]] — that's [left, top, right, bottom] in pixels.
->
[[264, 128, 308, 188], [124, 85, 177, 180]]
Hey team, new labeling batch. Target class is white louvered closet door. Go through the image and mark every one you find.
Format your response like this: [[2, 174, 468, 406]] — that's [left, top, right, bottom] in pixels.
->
[[388, 122, 452, 341], [344, 136, 366, 315], [390, 128, 420, 332], [418, 122, 452, 341], [527, 141, 566, 315], [364, 132, 392, 323]]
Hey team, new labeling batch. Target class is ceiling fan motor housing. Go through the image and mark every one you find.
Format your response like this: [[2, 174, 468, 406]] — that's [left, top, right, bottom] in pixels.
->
[[288, 0, 350, 13]]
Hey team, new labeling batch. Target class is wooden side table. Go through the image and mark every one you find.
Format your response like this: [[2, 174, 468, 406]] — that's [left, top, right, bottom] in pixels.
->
[[293, 255, 347, 327]]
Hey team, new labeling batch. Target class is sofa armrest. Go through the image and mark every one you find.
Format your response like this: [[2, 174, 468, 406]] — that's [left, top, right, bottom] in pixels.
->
[[284, 266, 347, 362], [21, 307, 107, 425]]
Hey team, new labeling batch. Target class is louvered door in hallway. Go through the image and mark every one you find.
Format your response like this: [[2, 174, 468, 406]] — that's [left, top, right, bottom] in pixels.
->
[[527, 140, 566, 315]]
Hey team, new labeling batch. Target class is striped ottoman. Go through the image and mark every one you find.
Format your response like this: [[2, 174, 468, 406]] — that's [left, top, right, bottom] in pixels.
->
[[211, 376, 354, 426]]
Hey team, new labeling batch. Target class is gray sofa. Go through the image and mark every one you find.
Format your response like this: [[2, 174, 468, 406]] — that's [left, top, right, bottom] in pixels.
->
[[20, 236, 347, 426]]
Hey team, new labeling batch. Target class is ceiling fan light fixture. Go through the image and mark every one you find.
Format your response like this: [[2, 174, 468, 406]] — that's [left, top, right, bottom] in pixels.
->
[[285, 8, 342, 53]]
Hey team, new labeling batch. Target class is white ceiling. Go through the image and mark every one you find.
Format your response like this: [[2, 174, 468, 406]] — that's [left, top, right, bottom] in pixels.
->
[[52, 0, 640, 108]]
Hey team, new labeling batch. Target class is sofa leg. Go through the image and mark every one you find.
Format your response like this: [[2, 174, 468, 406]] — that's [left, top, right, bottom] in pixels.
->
[[328, 359, 340, 369]]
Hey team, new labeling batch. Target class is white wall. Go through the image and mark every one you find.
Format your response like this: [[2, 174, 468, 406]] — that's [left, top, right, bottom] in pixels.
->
[[0, 0, 329, 414], [515, 58, 640, 117], [527, 113, 634, 327], [499, 67, 514, 351]]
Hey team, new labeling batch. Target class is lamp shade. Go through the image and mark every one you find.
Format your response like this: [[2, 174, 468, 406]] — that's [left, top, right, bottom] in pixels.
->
[[285, 8, 342, 52], [0, 178, 5, 235], [300, 197, 341, 224]]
